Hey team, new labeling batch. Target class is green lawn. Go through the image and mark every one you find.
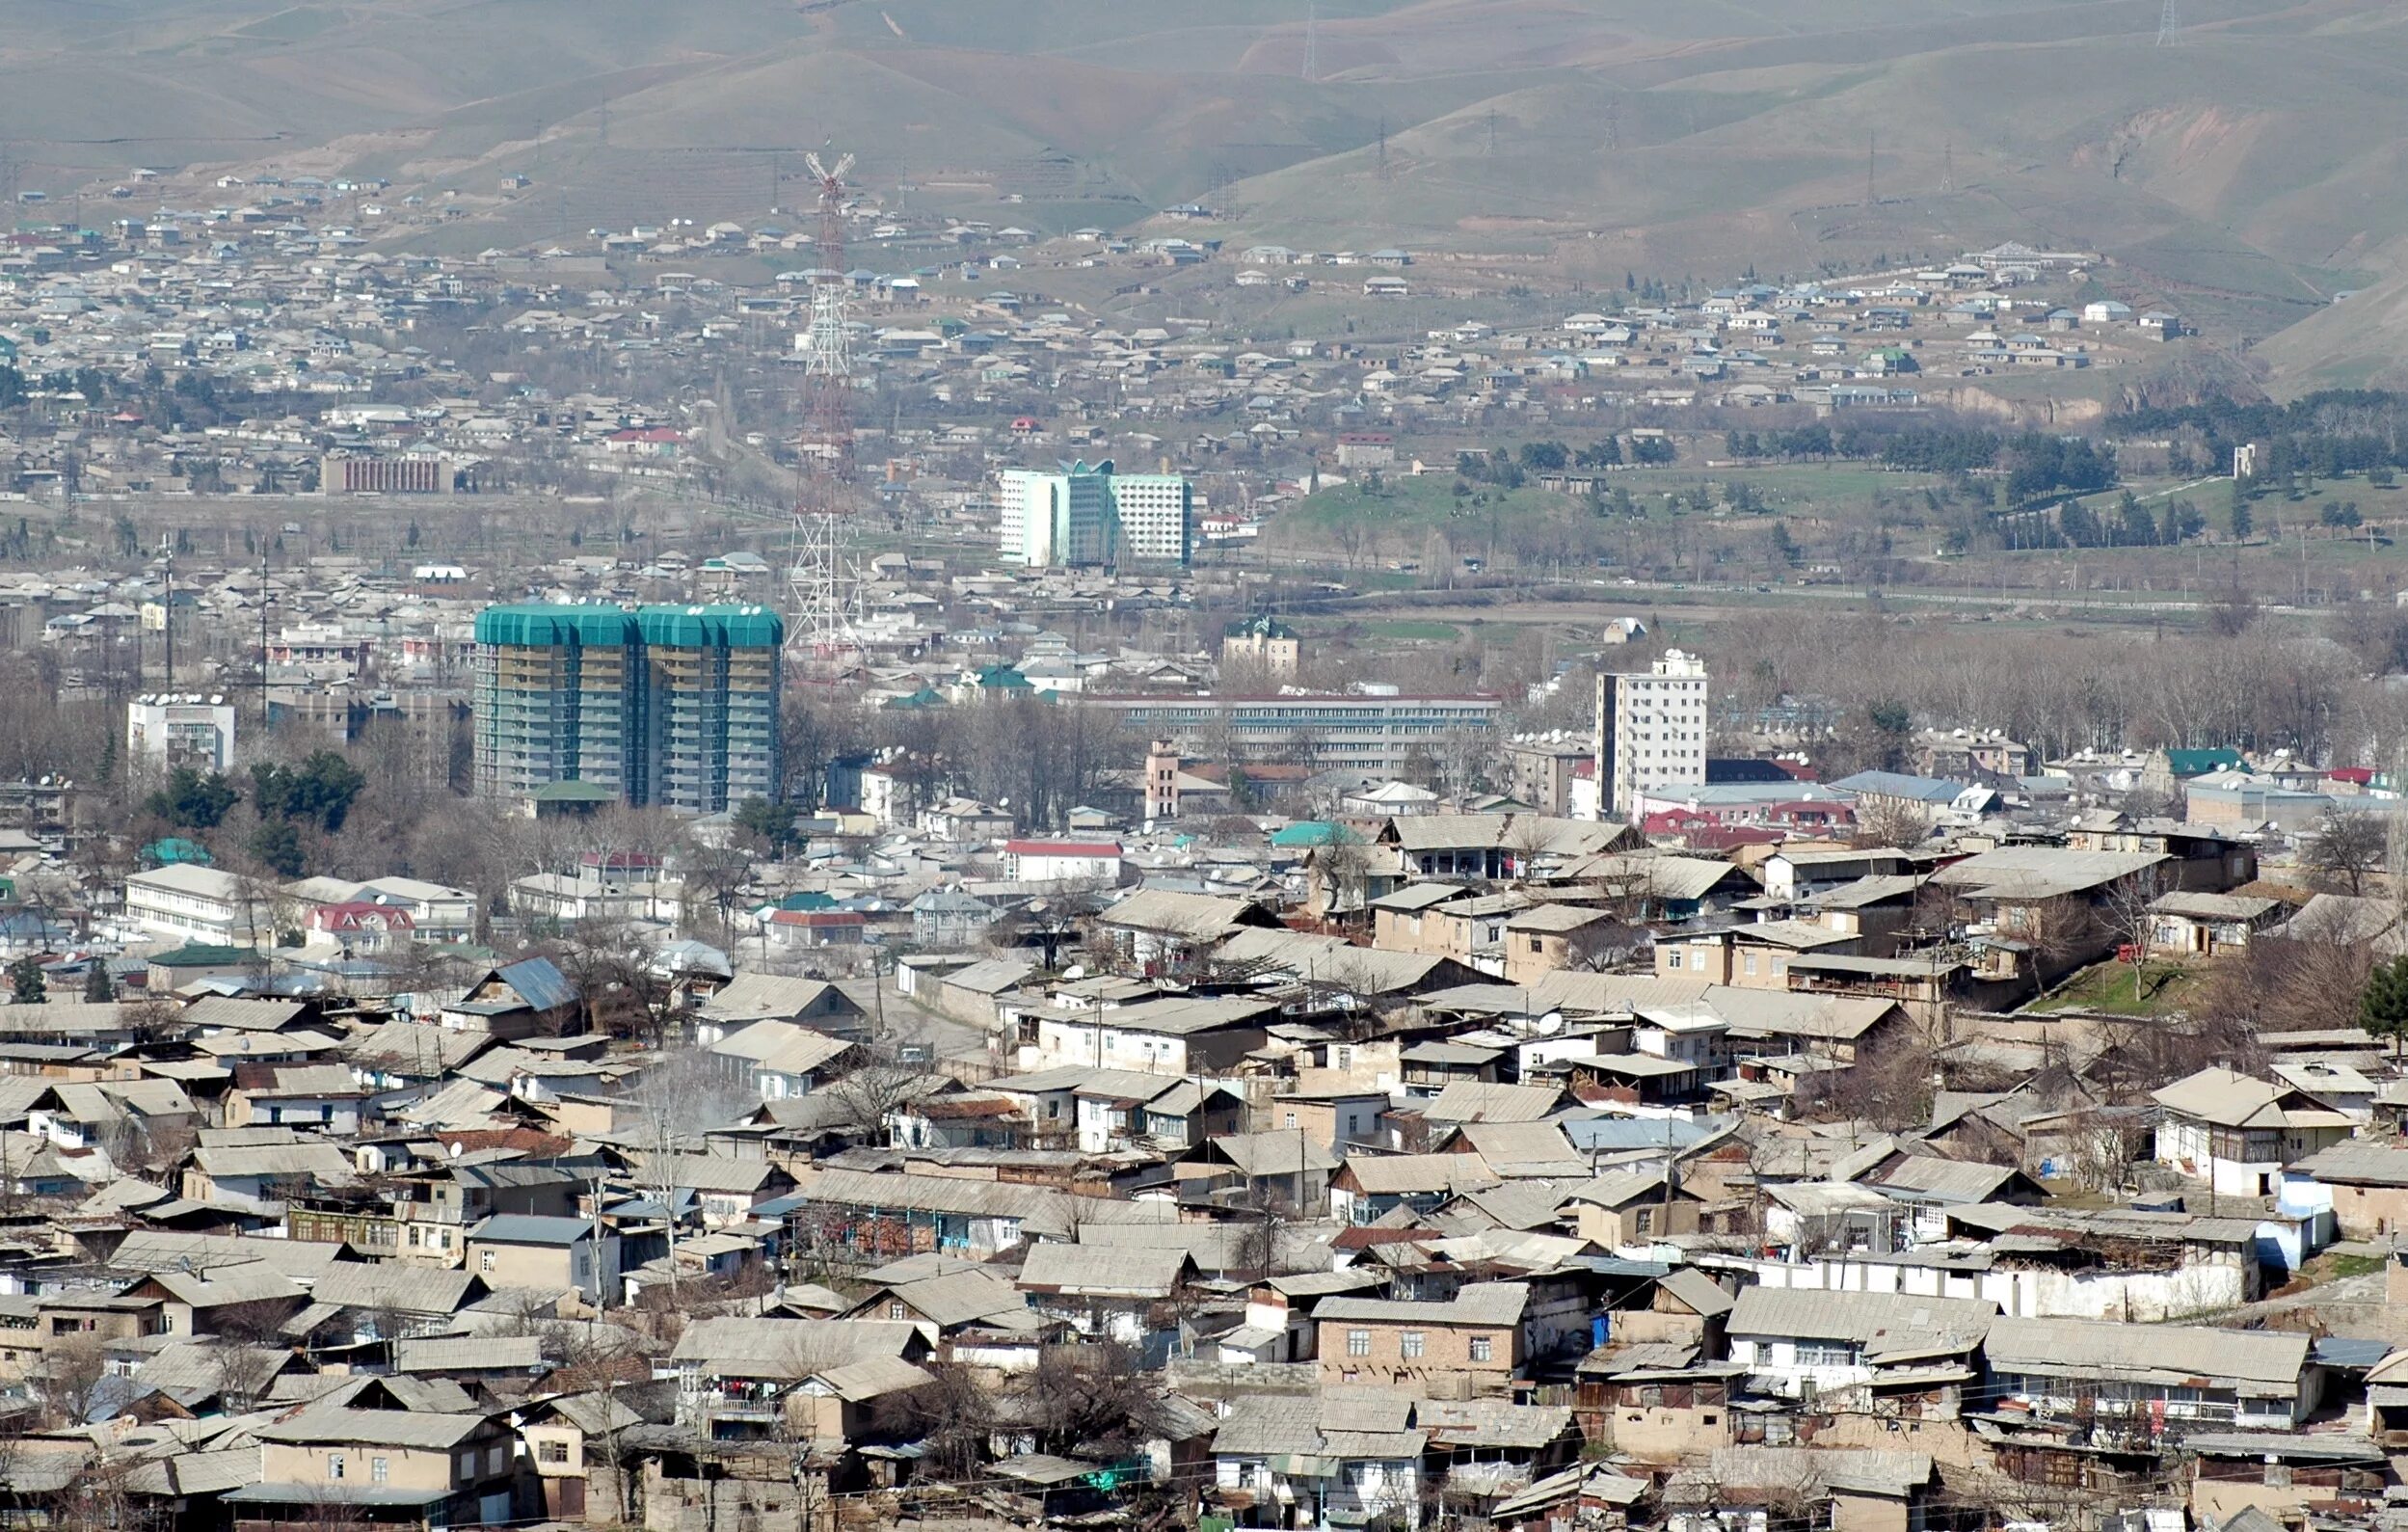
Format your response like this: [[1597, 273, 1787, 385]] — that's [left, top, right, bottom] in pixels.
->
[[2026, 959, 2204, 1016]]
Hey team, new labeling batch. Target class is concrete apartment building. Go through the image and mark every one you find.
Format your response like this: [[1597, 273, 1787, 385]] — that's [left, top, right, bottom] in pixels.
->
[[124, 864, 254, 946], [1596, 648, 1709, 820], [125, 693, 238, 773], [470, 604, 782, 812], [998, 460, 1192, 567], [1085, 692, 1501, 774]]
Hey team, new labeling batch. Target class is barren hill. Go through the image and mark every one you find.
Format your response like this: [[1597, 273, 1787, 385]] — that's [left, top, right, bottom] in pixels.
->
[[6, 0, 2408, 366]]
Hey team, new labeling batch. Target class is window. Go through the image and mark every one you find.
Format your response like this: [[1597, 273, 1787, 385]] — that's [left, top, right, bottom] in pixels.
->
[[538, 1441, 569, 1465], [1284, 1112, 1298, 1129], [1635, 1208, 1655, 1235], [409, 1226, 422, 1247], [890, 1302, 908, 1321], [1667, 949, 1683, 970], [480, 1250, 496, 1273], [1401, 1331, 1425, 1359], [441, 1229, 454, 1250], [372, 1458, 389, 1483], [327, 1454, 345, 1481], [489, 1445, 507, 1474], [1528, 936, 1542, 954], [1469, 1335, 1493, 1363], [1348, 1329, 1372, 1357]]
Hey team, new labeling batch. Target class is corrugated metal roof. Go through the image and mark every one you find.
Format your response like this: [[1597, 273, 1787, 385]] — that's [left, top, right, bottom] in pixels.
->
[[1985, 1316, 2307, 1389], [1727, 1287, 1994, 1353]]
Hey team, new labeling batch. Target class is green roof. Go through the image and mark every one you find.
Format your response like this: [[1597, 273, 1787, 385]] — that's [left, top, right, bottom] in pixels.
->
[[2163, 747, 2245, 777], [473, 604, 638, 648], [635, 604, 784, 650], [475, 603, 784, 650], [1271, 821, 1364, 848], [142, 836, 214, 866], [147, 943, 252, 968], [774, 891, 838, 912], [976, 665, 1033, 691]]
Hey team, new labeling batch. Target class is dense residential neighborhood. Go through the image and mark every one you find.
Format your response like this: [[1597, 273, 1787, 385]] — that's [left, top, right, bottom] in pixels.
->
[[3, 57, 2408, 1532]]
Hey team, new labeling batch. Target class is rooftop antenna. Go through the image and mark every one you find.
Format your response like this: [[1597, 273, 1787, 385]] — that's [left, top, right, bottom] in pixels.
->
[[2156, 0, 2179, 45]]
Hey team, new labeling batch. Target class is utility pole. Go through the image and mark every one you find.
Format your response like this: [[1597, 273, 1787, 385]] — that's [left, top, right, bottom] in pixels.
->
[[259, 548, 271, 727], [162, 540, 174, 686], [1864, 132, 1877, 206]]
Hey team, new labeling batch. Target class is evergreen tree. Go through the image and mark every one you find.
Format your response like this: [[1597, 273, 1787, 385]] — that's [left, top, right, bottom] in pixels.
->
[[83, 963, 114, 1004], [2362, 954, 2408, 1059], [9, 957, 45, 1006]]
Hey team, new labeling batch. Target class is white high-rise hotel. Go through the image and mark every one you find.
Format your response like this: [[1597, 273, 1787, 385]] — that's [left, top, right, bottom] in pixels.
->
[[998, 460, 1191, 567], [1595, 649, 1709, 820]]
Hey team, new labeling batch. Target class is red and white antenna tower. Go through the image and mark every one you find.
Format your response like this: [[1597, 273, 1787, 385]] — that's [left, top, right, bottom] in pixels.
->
[[788, 148, 859, 656]]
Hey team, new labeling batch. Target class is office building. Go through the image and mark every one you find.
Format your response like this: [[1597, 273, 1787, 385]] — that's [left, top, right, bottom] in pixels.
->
[[126, 694, 237, 773], [1595, 649, 1709, 820], [471, 604, 783, 812], [1084, 691, 1499, 774], [998, 460, 1191, 567]]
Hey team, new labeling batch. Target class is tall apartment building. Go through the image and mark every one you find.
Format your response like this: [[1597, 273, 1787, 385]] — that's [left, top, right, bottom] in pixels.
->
[[1595, 649, 1709, 820], [471, 605, 782, 812], [126, 693, 237, 773], [998, 460, 1191, 567]]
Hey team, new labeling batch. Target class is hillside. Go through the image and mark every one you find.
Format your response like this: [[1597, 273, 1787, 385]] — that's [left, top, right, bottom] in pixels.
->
[[6, 0, 2408, 363]]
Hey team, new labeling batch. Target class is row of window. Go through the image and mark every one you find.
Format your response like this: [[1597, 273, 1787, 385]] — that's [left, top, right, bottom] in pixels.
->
[[1344, 1329, 1493, 1361]]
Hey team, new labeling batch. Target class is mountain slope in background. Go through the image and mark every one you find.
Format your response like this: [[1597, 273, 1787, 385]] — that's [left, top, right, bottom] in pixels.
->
[[5, 0, 2407, 382]]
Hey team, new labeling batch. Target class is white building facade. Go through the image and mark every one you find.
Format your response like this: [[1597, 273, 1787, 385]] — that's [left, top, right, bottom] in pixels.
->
[[1595, 649, 1709, 820], [126, 694, 237, 773], [998, 461, 1191, 567]]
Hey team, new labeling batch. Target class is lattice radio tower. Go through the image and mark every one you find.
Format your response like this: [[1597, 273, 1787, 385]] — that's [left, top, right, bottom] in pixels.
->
[[2156, 0, 2179, 45], [787, 148, 862, 658]]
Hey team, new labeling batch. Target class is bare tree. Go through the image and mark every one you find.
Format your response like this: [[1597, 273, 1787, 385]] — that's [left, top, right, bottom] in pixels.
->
[[1849, 798, 1930, 851], [39, 1333, 112, 1428], [623, 1046, 756, 1305], [2306, 805, 2386, 896], [816, 1042, 936, 1148], [2098, 868, 2171, 1010]]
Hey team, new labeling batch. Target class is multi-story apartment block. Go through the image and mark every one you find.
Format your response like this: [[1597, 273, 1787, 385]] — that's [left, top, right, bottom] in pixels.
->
[[471, 604, 782, 812], [998, 460, 1191, 567], [1595, 649, 1709, 820], [126, 693, 237, 773], [1086, 692, 1499, 774]]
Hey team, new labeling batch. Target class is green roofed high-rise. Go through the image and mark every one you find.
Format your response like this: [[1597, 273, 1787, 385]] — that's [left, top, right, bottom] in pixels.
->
[[472, 604, 784, 812]]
